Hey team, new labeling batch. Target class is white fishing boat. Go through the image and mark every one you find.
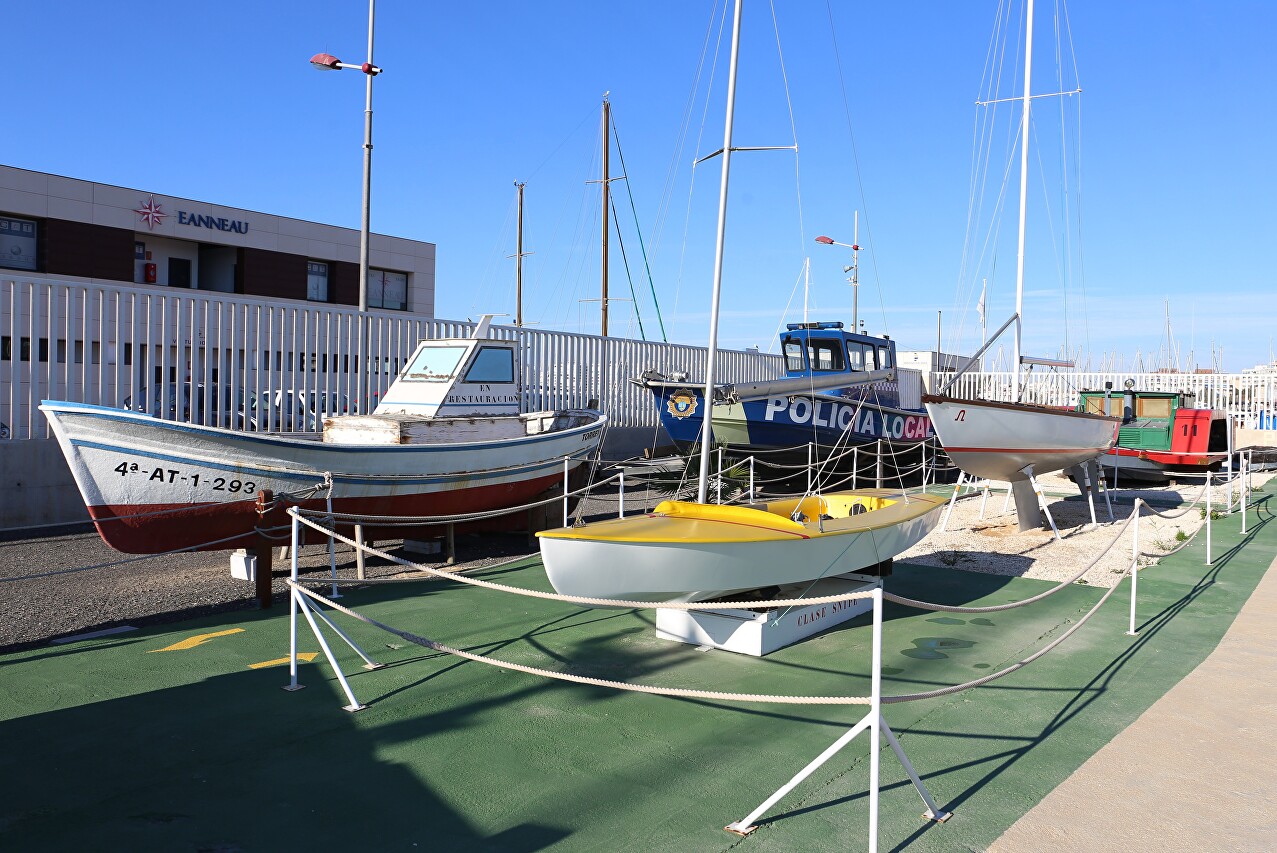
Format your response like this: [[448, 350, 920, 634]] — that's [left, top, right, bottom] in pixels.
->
[[538, 0, 946, 604], [923, 0, 1117, 529], [42, 317, 605, 554]]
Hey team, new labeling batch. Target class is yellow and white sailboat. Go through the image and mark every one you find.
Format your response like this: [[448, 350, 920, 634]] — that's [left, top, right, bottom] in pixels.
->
[[539, 491, 947, 603], [537, 0, 946, 604]]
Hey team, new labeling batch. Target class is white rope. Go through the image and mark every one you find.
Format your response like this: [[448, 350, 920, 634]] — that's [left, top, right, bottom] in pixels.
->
[[290, 580, 873, 706], [290, 509, 879, 611]]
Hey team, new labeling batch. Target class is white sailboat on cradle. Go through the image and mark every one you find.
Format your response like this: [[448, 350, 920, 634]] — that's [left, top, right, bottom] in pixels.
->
[[537, 0, 947, 605], [923, 0, 1118, 531]]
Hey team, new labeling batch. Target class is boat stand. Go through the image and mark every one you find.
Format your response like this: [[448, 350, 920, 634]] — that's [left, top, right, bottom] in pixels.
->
[[1011, 468, 1061, 540], [941, 472, 985, 531]]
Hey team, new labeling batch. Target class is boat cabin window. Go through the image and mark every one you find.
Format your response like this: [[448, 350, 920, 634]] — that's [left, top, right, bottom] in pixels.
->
[[878, 345, 892, 370], [807, 339, 845, 372], [845, 343, 862, 370], [402, 346, 467, 382], [1083, 396, 1112, 415], [861, 343, 877, 372], [1135, 397, 1173, 419], [783, 338, 806, 372], [463, 346, 516, 383]]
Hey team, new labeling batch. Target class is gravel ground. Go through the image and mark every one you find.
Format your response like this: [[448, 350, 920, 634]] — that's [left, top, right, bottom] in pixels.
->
[[898, 471, 1273, 588], [1, 472, 1266, 651]]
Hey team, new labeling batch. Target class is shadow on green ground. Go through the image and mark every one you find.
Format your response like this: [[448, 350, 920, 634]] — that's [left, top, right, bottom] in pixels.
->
[[1, 491, 1272, 852]]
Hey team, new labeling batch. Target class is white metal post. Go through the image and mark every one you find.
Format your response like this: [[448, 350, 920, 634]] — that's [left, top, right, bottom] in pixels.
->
[[1240, 452, 1248, 535], [942, 471, 965, 531], [718, 446, 724, 505], [354, 522, 366, 580], [749, 455, 755, 499], [284, 511, 304, 692], [1128, 500, 1140, 636], [1206, 474, 1213, 565], [852, 446, 858, 490], [868, 587, 882, 852], [563, 456, 570, 528], [619, 470, 625, 519], [875, 439, 883, 489], [325, 492, 341, 599], [295, 590, 366, 712], [807, 442, 813, 494]]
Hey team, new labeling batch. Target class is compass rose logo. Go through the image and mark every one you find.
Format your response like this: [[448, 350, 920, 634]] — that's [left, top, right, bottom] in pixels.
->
[[134, 195, 167, 229]]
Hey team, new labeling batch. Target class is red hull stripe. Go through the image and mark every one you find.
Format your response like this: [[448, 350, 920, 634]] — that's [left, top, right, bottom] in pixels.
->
[[85, 472, 564, 554], [945, 446, 1109, 455]]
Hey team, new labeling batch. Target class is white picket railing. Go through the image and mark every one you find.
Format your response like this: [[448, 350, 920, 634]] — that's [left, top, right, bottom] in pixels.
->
[[937, 370, 1277, 429], [2, 276, 934, 440]]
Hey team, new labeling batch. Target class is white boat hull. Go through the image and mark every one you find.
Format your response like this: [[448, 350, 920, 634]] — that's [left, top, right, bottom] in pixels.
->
[[41, 401, 605, 553], [538, 491, 947, 603], [923, 395, 1119, 482]]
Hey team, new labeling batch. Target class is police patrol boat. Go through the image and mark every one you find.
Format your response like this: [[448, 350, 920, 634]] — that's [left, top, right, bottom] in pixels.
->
[[638, 321, 933, 454]]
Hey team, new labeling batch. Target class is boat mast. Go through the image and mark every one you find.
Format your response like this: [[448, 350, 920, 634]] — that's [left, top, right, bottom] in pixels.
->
[[1012, 0, 1035, 398], [696, 0, 744, 505], [514, 181, 526, 327], [601, 93, 611, 337]]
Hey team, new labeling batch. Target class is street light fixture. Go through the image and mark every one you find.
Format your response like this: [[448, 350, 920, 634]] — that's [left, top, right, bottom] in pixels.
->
[[310, 0, 382, 412], [815, 227, 862, 334]]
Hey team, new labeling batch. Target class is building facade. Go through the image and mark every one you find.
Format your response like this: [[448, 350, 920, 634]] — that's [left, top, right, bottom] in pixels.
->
[[0, 165, 435, 314]]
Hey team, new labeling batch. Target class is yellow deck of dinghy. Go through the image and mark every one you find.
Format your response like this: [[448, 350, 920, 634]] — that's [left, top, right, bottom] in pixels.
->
[[536, 489, 948, 545]]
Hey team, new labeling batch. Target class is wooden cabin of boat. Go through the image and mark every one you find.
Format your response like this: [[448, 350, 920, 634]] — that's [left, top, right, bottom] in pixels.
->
[[1076, 387, 1230, 481]]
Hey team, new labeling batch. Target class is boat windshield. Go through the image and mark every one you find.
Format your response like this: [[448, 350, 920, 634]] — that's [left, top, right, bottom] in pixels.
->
[[783, 338, 806, 372], [807, 339, 846, 372], [403, 346, 467, 382]]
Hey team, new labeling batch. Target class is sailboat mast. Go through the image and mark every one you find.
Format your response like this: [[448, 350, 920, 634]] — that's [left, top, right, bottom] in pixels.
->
[[1012, 0, 1035, 396], [515, 181, 526, 327], [601, 93, 611, 337], [696, 0, 744, 505]]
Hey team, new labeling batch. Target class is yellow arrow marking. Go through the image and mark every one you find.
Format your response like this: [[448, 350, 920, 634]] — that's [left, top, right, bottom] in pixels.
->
[[148, 628, 245, 653], [249, 653, 318, 670]]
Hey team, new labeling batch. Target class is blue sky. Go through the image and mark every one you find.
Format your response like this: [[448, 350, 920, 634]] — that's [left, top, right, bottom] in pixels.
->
[[10, 1, 1276, 370]]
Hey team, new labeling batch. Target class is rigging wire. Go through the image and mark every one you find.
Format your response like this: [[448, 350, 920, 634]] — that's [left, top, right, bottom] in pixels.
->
[[672, 0, 732, 328], [608, 192, 646, 341], [610, 110, 668, 341]]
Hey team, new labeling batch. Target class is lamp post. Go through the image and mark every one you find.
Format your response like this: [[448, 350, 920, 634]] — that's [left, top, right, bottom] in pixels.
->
[[310, 0, 381, 412], [815, 219, 861, 333]]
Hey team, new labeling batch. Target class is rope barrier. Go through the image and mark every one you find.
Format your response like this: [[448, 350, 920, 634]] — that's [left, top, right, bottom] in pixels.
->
[[289, 580, 873, 705], [296, 468, 624, 526], [290, 509, 882, 611], [286, 473, 1259, 710]]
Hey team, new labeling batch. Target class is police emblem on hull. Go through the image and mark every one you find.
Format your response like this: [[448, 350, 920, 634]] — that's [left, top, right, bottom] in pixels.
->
[[666, 388, 699, 419]]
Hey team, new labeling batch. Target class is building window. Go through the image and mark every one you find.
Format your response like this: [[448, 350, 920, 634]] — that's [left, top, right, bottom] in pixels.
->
[[0, 215, 39, 272], [369, 268, 408, 311], [307, 261, 329, 302]]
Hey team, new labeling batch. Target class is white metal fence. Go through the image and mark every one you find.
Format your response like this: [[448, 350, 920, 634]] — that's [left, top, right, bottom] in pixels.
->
[[938, 370, 1277, 429], [0, 275, 835, 439]]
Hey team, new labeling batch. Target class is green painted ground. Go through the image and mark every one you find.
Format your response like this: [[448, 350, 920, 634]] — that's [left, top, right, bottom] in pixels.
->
[[1, 484, 1272, 852]]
